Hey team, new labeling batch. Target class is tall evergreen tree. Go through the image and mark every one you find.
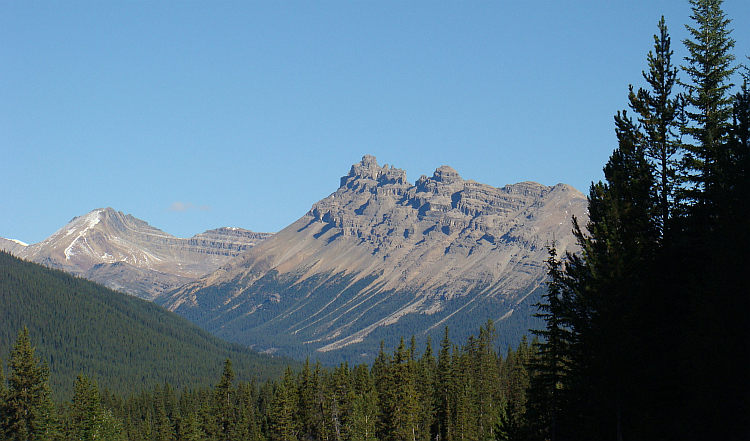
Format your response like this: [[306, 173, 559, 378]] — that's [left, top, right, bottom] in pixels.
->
[[629, 16, 683, 233], [561, 110, 658, 439], [473, 321, 500, 440], [269, 366, 299, 441], [416, 336, 437, 441], [69, 374, 98, 440], [435, 328, 453, 441], [214, 359, 235, 441], [527, 242, 574, 441], [1, 327, 58, 441], [347, 364, 377, 441], [496, 338, 531, 441], [679, 0, 738, 217], [372, 341, 393, 441], [389, 337, 420, 441]]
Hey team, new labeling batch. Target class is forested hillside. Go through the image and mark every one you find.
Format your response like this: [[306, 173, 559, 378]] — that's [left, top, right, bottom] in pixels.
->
[[0, 250, 293, 400], [1, 318, 537, 441]]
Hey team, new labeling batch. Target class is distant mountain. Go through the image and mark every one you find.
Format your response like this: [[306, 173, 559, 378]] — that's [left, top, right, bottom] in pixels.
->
[[157, 156, 587, 362], [5, 208, 272, 299], [0, 250, 293, 400], [0, 237, 28, 255]]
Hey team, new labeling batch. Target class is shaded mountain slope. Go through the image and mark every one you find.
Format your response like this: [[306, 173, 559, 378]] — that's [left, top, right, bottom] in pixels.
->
[[0, 250, 293, 400], [158, 156, 587, 362]]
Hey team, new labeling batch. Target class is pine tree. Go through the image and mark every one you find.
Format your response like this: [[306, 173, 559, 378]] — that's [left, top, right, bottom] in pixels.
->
[[347, 364, 377, 441], [559, 110, 658, 439], [473, 321, 500, 440], [451, 344, 476, 441], [213, 359, 235, 440], [679, 0, 738, 218], [1, 327, 58, 441], [233, 381, 263, 441], [497, 338, 531, 441], [325, 363, 351, 441], [389, 337, 421, 441], [629, 16, 683, 233], [269, 366, 299, 441], [373, 341, 393, 441], [298, 358, 325, 441], [527, 243, 574, 441], [435, 328, 453, 441], [417, 336, 437, 441], [153, 383, 175, 441], [69, 374, 109, 440]]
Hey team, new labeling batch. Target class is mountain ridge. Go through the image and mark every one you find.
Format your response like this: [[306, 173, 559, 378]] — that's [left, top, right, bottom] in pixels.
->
[[157, 156, 587, 361], [2, 207, 272, 299]]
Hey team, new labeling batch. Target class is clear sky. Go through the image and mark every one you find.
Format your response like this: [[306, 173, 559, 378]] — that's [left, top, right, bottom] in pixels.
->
[[2, 1, 748, 244]]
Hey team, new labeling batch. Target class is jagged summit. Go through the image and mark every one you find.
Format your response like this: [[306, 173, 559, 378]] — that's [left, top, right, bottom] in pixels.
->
[[340, 155, 409, 190], [158, 156, 588, 361], [431, 165, 462, 184]]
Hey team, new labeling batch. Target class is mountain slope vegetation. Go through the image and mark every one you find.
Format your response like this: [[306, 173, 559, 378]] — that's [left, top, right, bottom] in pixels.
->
[[0, 250, 292, 400]]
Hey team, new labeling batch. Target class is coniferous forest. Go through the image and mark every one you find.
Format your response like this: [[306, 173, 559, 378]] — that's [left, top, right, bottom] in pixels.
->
[[1, 1, 748, 440]]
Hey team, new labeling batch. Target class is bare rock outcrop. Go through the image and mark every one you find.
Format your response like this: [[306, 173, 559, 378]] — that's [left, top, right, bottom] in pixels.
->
[[158, 156, 587, 360]]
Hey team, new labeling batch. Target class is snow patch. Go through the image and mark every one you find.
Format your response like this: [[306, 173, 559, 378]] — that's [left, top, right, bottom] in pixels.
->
[[64, 210, 103, 260]]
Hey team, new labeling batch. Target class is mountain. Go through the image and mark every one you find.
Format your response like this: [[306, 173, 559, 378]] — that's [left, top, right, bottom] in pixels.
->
[[6, 208, 272, 299], [157, 156, 587, 362], [0, 250, 293, 400], [0, 237, 28, 255]]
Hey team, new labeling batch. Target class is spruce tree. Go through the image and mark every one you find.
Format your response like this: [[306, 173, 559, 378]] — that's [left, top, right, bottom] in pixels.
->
[[372, 341, 393, 440], [1, 327, 58, 441], [69, 374, 111, 441], [417, 336, 437, 441], [629, 16, 682, 233], [269, 366, 299, 441], [559, 110, 658, 439], [473, 321, 500, 440], [528, 242, 574, 441], [679, 0, 738, 218], [347, 364, 377, 441], [435, 328, 453, 441], [389, 337, 420, 441], [214, 359, 235, 441]]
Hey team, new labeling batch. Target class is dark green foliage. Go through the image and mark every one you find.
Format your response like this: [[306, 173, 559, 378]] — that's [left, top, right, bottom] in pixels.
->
[[526, 244, 574, 441], [0, 319, 556, 441], [214, 359, 236, 440], [679, 0, 738, 217], [1, 327, 58, 440], [269, 366, 299, 441], [629, 16, 683, 233], [526, 3, 749, 439], [0, 250, 294, 400]]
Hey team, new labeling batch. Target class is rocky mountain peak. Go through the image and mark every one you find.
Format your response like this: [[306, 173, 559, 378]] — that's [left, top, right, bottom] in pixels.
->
[[160, 156, 588, 360], [340, 155, 408, 191], [8, 208, 271, 299], [432, 165, 462, 184]]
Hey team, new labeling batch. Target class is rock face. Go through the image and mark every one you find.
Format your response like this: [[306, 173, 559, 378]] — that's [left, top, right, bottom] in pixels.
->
[[0, 238, 28, 255], [9, 208, 271, 299], [157, 156, 587, 361]]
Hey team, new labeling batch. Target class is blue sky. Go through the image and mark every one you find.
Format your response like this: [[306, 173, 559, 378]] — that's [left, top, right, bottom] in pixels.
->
[[2, 1, 748, 244]]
